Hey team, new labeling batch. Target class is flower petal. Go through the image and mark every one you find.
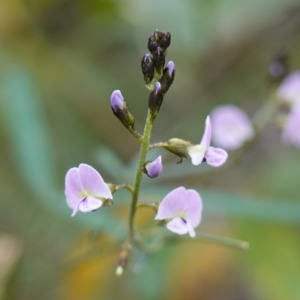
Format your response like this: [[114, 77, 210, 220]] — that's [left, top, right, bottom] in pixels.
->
[[281, 105, 300, 148], [199, 116, 212, 149], [183, 189, 202, 228], [78, 164, 112, 199], [210, 105, 254, 150], [166, 218, 189, 235], [155, 187, 186, 220], [278, 71, 300, 106], [205, 147, 228, 167], [188, 145, 206, 165], [146, 156, 163, 178], [65, 167, 82, 209], [79, 196, 103, 213], [166, 218, 196, 237]]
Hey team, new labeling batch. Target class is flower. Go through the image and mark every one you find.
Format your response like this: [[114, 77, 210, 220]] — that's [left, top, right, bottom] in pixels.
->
[[278, 71, 300, 106], [155, 187, 202, 238], [281, 105, 300, 148], [210, 105, 254, 150], [188, 116, 228, 167], [144, 156, 163, 178], [65, 164, 112, 217]]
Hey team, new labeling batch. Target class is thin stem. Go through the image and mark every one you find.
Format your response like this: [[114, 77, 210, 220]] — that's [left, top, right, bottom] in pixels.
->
[[146, 70, 163, 92], [167, 232, 249, 250], [193, 232, 249, 250], [115, 184, 134, 194], [136, 203, 158, 214], [148, 141, 168, 150], [128, 126, 143, 142], [129, 109, 154, 237]]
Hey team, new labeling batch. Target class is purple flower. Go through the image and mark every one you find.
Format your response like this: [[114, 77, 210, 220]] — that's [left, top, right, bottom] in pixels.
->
[[65, 164, 112, 217], [144, 156, 163, 178], [188, 116, 228, 167], [110, 90, 125, 112], [282, 105, 300, 148], [278, 71, 300, 106], [155, 187, 202, 238], [210, 105, 254, 150]]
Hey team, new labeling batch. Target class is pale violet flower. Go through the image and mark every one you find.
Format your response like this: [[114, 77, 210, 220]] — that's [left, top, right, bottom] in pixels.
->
[[188, 116, 228, 167], [278, 71, 300, 106], [282, 105, 300, 148], [65, 164, 112, 217], [144, 156, 163, 178], [155, 187, 202, 238], [210, 105, 254, 150]]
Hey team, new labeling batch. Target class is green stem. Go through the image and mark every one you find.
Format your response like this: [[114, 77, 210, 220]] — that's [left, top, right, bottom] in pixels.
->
[[128, 126, 143, 142], [129, 109, 154, 238], [148, 141, 168, 150], [115, 184, 134, 194], [193, 232, 249, 250], [168, 232, 249, 250]]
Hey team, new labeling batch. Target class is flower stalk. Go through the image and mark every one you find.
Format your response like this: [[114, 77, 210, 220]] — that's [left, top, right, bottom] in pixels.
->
[[129, 109, 154, 238]]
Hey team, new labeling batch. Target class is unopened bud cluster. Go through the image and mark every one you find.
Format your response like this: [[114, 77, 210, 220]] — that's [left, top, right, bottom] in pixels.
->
[[141, 30, 175, 121]]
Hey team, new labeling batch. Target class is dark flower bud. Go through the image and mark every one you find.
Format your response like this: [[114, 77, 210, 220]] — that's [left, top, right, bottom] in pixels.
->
[[160, 61, 175, 94], [269, 49, 289, 81], [153, 47, 165, 75], [148, 35, 159, 54], [110, 90, 135, 130], [154, 29, 164, 42], [141, 54, 154, 84], [159, 32, 171, 51], [148, 82, 164, 120]]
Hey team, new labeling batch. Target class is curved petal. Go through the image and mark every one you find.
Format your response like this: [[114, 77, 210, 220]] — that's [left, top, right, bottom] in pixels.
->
[[188, 145, 205, 165], [183, 189, 202, 228], [205, 147, 228, 167], [146, 156, 163, 178], [78, 164, 112, 199], [65, 167, 82, 209], [155, 187, 186, 220], [79, 196, 103, 213], [166, 218, 189, 235], [199, 116, 212, 149]]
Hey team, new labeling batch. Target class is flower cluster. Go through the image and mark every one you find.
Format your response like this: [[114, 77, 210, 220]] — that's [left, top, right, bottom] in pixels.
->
[[64, 29, 251, 275]]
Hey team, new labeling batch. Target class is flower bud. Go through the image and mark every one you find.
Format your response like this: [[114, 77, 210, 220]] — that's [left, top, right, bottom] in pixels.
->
[[148, 82, 164, 120], [141, 54, 154, 84], [160, 61, 175, 94], [153, 47, 165, 75], [159, 32, 171, 51], [148, 35, 159, 54], [143, 156, 163, 178], [163, 138, 192, 163], [269, 49, 288, 81], [154, 29, 164, 42], [110, 90, 135, 130]]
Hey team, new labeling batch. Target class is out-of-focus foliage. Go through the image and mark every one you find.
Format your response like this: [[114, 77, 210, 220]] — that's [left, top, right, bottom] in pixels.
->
[[1, 0, 300, 299]]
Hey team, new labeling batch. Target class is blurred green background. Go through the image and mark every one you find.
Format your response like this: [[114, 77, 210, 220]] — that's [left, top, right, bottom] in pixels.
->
[[1, 0, 300, 299]]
